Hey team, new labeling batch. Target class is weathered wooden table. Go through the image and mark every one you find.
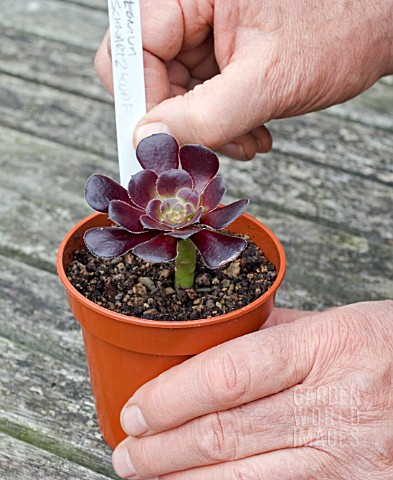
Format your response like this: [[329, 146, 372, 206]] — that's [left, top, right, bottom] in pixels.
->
[[0, 1, 392, 478]]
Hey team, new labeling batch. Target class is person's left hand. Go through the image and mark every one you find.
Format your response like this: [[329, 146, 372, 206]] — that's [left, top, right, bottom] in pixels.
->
[[112, 300, 393, 479]]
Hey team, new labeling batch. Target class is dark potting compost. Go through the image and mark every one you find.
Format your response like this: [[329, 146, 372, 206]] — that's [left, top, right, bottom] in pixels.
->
[[67, 235, 277, 321]]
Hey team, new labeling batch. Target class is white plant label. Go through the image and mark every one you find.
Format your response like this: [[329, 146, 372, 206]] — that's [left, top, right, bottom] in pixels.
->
[[108, 0, 146, 186]]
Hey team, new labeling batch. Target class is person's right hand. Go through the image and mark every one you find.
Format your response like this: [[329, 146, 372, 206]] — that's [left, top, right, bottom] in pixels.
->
[[112, 300, 393, 479], [95, 0, 393, 160]]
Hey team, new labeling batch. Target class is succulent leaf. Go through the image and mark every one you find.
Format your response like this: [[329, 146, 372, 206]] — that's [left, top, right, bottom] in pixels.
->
[[145, 198, 165, 224], [156, 169, 193, 197], [85, 174, 133, 213], [139, 215, 171, 231], [108, 200, 144, 233], [201, 199, 249, 230], [132, 233, 178, 263], [84, 228, 158, 258], [136, 133, 179, 174], [160, 198, 192, 227], [180, 144, 219, 193], [174, 206, 203, 228], [191, 230, 247, 269], [200, 176, 227, 213], [128, 170, 158, 208], [140, 215, 201, 238], [176, 188, 199, 208]]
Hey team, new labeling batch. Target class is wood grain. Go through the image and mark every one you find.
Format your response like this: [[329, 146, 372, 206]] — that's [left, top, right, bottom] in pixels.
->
[[0, 0, 107, 48], [0, 433, 112, 479], [0, 336, 115, 478], [0, 27, 110, 102], [0, 0, 392, 476]]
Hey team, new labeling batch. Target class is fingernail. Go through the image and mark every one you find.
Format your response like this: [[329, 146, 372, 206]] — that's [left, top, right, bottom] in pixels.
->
[[136, 122, 171, 144], [220, 143, 247, 160], [112, 446, 136, 478], [255, 138, 264, 151], [121, 404, 149, 437]]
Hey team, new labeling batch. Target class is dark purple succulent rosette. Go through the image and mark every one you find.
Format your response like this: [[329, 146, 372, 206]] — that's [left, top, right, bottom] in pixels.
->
[[84, 134, 249, 269]]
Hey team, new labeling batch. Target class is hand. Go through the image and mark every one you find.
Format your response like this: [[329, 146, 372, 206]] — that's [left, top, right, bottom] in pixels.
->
[[95, 0, 393, 160], [112, 300, 393, 479]]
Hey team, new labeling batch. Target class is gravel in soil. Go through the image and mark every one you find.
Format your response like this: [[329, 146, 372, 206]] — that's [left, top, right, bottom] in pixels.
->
[[66, 236, 277, 321]]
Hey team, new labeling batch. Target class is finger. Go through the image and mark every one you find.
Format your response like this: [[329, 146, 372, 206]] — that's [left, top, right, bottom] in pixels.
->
[[167, 60, 191, 89], [218, 133, 259, 161], [218, 126, 273, 160], [94, 29, 114, 96], [263, 307, 316, 328], [120, 319, 318, 437], [139, 0, 184, 61], [140, 0, 212, 61], [160, 448, 328, 480], [143, 51, 171, 111], [113, 390, 297, 478], [176, 34, 216, 75], [94, 35, 173, 111], [250, 125, 273, 153], [135, 61, 270, 149], [190, 50, 219, 82]]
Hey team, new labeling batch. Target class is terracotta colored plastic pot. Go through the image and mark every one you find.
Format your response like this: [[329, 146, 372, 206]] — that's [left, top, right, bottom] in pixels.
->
[[57, 212, 286, 449]]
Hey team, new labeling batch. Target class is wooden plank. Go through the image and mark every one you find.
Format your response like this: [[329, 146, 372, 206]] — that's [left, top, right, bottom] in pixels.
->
[[0, 433, 111, 480], [270, 113, 393, 185], [0, 256, 86, 367], [219, 155, 393, 244], [0, 127, 106, 265], [0, 336, 115, 478], [0, 74, 116, 158], [0, 0, 107, 49], [0, 27, 110, 102], [327, 79, 393, 132], [58, 0, 107, 10], [242, 202, 393, 309]]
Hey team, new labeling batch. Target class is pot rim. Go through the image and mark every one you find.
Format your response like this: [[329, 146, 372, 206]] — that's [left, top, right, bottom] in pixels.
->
[[57, 212, 286, 329]]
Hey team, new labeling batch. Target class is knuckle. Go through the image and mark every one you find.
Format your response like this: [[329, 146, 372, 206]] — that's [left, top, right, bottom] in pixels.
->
[[231, 460, 260, 480], [194, 411, 239, 463], [266, 326, 311, 383], [204, 350, 251, 405], [347, 363, 393, 418], [373, 436, 393, 470]]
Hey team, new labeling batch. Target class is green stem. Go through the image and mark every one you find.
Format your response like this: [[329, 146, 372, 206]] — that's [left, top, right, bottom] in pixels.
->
[[175, 239, 197, 289]]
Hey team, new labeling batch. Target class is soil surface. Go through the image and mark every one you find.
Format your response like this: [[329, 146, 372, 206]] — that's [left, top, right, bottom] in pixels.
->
[[67, 236, 277, 321]]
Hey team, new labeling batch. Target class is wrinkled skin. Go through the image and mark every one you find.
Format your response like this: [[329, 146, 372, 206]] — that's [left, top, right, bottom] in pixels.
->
[[112, 301, 393, 479], [95, 0, 393, 159]]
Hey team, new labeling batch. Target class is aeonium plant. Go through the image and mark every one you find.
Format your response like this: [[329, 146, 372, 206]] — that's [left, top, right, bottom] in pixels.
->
[[84, 133, 249, 289]]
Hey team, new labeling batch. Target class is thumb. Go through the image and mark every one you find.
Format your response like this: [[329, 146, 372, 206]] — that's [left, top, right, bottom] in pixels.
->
[[134, 61, 268, 150]]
